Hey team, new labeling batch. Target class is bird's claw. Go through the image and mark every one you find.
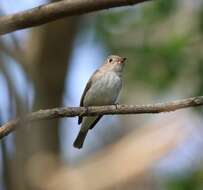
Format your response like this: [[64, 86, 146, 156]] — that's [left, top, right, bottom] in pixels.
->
[[114, 103, 119, 109], [79, 106, 89, 117]]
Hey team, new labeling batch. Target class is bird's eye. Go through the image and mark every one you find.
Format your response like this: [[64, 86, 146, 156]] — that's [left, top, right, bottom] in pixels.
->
[[109, 58, 113, 63]]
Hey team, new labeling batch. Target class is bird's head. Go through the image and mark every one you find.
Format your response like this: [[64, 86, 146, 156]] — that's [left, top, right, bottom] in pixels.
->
[[105, 55, 126, 73]]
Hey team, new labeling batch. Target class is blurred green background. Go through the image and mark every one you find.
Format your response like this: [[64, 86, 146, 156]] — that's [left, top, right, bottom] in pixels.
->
[[0, 0, 203, 190]]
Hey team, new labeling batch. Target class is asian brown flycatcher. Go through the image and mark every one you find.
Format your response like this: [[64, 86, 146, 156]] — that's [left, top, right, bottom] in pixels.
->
[[73, 55, 126, 149]]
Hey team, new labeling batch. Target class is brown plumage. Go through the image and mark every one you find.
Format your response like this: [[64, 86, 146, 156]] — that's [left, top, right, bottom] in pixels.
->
[[73, 55, 126, 149]]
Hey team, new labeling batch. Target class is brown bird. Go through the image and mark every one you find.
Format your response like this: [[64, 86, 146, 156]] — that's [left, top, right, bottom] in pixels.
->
[[73, 55, 126, 149]]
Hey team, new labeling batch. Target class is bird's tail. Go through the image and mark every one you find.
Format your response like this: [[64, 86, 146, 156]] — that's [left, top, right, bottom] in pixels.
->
[[73, 130, 88, 149]]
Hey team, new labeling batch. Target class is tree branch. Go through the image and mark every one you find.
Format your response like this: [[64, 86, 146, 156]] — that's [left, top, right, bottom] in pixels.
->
[[0, 0, 152, 35], [0, 96, 202, 140]]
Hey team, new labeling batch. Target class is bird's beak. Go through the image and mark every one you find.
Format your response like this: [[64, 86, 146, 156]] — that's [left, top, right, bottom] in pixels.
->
[[120, 57, 126, 64]]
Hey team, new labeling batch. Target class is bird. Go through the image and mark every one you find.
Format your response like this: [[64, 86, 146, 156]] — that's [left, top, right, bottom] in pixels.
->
[[73, 55, 126, 149]]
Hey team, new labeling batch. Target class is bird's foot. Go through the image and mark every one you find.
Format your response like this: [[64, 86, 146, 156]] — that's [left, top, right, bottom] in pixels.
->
[[114, 102, 119, 109], [79, 106, 89, 117]]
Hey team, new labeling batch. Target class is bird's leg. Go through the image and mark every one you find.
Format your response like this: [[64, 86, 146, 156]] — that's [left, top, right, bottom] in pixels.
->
[[84, 106, 89, 116], [79, 106, 89, 117], [114, 102, 119, 109]]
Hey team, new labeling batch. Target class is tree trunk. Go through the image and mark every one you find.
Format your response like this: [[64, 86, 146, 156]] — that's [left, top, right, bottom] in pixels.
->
[[5, 16, 78, 190]]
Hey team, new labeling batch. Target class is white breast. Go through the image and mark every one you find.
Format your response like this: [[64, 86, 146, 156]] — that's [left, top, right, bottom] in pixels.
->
[[84, 72, 122, 106]]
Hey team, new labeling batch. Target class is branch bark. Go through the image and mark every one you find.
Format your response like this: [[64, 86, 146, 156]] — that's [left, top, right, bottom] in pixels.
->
[[0, 0, 152, 35], [0, 96, 202, 140]]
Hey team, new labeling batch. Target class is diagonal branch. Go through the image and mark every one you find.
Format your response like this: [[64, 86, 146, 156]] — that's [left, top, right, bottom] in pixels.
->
[[0, 96, 202, 140], [0, 0, 152, 35]]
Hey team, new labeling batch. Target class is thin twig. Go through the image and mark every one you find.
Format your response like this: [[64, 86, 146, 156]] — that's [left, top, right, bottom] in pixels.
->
[[0, 96, 202, 139], [0, 0, 152, 35]]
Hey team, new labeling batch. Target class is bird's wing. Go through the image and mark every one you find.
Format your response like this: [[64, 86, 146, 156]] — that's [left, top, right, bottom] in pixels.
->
[[78, 69, 99, 124]]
